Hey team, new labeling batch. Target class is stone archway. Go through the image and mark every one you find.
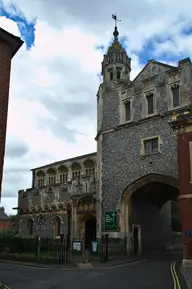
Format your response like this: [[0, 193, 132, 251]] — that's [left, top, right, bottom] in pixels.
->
[[78, 214, 96, 249], [120, 173, 180, 255]]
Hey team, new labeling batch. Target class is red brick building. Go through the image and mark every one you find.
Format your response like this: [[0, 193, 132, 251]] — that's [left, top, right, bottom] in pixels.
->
[[171, 109, 192, 268], [0, 207, 11, 231], [0, 28, 23, 200]]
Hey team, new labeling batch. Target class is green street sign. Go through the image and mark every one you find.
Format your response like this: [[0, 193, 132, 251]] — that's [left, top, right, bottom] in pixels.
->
[[105, 211, 117, 230]]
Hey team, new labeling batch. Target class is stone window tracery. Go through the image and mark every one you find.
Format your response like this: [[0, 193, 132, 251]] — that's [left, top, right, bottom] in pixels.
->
[[47, 168, 56, 185], [58, 165, 68, 184], [36, 170, 45, 188], [71, 162, 81, 180]]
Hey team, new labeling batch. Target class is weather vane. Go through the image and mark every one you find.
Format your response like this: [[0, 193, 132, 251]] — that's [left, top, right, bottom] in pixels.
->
[[112, 13, 121, 28]]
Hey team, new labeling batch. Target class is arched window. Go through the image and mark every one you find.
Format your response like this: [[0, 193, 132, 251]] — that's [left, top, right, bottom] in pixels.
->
[[53, 216, 62, 237], [58, 165, 68, 184], [71, 162, 81, 179], [36, 170, 45, 187], [117, 70, 121, 79], [83, 159, 95, 176], [28, 218, 34, 236], [47, 168, 56, 185], [110, 71, 113, 80]]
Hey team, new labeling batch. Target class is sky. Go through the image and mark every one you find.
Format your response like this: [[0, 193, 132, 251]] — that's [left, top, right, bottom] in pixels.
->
[[0, 0, 192, 215]]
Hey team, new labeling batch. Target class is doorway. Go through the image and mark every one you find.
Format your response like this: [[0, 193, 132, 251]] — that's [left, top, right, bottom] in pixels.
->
[[85, 218, 96, 250], [133, 225, 140, 256]]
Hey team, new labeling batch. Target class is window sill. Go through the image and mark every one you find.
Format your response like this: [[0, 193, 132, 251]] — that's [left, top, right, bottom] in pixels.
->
[[118, 120, 134, 127], [141, 151, 161, 157], [168, 106, 182, 113], [144, 113, 158, 119]]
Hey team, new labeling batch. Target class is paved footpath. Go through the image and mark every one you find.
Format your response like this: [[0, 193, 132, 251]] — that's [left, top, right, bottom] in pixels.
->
[[0, 251, 188, 289]]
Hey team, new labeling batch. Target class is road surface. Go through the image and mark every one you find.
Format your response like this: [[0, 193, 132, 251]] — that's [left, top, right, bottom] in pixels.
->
[[0, 251, 187, 289]]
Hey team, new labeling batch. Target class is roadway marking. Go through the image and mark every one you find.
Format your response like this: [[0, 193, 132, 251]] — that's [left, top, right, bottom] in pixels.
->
[[106, 259, 147, 269], [170, 261, 181, 289]]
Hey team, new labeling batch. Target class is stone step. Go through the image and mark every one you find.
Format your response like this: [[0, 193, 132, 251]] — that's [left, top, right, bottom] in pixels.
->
[[77, 262, 93, 269]]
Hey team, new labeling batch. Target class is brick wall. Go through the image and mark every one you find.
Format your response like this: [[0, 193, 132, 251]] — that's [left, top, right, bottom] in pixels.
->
[[0, 40, 12, 199], [0, 219, 12, 231]]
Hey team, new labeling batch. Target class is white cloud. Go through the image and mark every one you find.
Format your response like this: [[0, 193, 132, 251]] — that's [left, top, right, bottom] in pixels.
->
[[1, 0, 192, 215]]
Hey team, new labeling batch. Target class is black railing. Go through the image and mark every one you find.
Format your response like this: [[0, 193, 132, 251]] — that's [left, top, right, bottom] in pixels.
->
[[0, 234, 127, 264]]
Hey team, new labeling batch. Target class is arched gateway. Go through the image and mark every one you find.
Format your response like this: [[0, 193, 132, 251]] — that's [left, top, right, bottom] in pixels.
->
[[120, 173, 180, 255], [78, 214, 96, 249]]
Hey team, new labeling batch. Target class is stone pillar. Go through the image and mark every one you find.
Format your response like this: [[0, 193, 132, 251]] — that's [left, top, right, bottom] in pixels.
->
[[0, 28, 23, 200], [178, 131, 192, 268]]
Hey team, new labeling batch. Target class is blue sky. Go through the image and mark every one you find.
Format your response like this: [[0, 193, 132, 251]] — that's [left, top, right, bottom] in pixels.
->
[[1, 1, 192, 65], [0, 3, 36, 49]]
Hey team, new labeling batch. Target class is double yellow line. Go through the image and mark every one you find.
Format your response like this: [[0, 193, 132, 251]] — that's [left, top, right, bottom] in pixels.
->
[[170, 261, 181, 289]]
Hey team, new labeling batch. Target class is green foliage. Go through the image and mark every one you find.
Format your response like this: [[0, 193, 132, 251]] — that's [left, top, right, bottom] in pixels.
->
[[0, 235, 36, 254]]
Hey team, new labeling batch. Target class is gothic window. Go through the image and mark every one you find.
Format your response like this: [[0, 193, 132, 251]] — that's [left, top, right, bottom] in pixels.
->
[[28, 218, 34, 236], [58, 165, 68, 184], [117, 70, 121, 79], [47, 168, 56, 185], [36, 170, 45, 188], [146, 93, 154, 115], [110, 71, 113, 80], [124, 101, 131, 121], [60, 174, 68, 184], [72, 171, 81, 179], [143, 137, 159, 154], [171, 84, 180, 107], [83, 159, 95, 178], [71, 162, 81, 180], [48, 176, 56, 185], [86, 168, 95, 175], [53, 216, 61, 237], [38, 178, 45, 187]]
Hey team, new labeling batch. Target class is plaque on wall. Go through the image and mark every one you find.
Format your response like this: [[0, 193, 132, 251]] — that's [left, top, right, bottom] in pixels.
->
[[36, 214, 45, 225]]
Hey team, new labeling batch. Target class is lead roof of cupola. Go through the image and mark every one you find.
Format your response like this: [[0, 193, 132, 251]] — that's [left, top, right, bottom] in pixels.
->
[[107, 27, 126, 54]]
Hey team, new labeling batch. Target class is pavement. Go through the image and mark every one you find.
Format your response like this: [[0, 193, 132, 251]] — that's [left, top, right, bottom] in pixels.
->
[[182, 266, 192, 289], [0, 251, 188, 289]]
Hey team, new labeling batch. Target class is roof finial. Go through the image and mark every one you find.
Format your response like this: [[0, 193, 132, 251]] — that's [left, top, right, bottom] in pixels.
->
[[112, 13, 121, 42]]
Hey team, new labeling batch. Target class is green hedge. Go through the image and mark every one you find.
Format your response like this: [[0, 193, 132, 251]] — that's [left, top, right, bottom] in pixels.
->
[[0, 235, 36, 255]]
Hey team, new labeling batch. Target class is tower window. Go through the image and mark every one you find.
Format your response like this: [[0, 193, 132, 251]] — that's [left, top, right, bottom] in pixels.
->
[[171, 85, 180, 107], [117, 71, 121, 79], [110, 71, 113, 80], [124, 101, 131, 121], [146, 93, 154, 115]]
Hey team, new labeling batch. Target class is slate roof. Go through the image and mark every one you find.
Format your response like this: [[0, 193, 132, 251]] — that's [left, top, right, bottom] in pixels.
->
[[0, 207, 9, 220]]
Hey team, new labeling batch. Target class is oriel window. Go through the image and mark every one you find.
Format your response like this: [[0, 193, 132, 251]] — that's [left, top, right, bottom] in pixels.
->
[[146, 93, 154, 115]]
